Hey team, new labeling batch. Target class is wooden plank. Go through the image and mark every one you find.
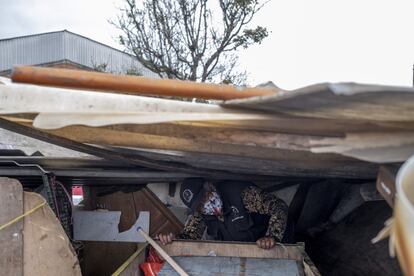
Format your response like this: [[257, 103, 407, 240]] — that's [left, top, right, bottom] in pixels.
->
[[19, 122, 411, 165], [0, 118, 282, 180], [12, 122, 380, 178], [10, 117, 414, 164], [185, 118, 414, 137], [0, 117, 380, 179], [104, 123, 313, 151], [23, 192, 81, 276], [161, 241, 304, 261], [20, 124, 316, 160], [0, 177, 23, 276]]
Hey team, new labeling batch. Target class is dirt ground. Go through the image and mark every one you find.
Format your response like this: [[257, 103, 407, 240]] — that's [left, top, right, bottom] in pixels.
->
[[304, 201, 402, 276]]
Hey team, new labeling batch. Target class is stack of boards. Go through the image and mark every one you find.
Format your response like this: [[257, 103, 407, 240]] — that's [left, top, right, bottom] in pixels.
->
[[1, 70, 414, 179]]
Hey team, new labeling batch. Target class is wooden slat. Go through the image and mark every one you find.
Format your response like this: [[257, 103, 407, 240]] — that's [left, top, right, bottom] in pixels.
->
[[0, 177, 23, 276], [161, 241, 304, 261]]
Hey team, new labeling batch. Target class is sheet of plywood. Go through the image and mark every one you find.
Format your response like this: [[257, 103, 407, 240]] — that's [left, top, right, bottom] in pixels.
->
[[73, 210, 149, 242], [0, 177, 23, 276], [23, 192, 81, 276]]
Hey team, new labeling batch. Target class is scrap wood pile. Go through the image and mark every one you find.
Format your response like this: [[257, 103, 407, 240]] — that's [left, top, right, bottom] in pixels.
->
[[1, 66, 414, 179]]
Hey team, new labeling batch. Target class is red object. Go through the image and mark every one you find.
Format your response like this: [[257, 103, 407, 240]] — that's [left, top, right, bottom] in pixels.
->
[[140, 263, 163, 276], [72, 186, 83, 196], [140, 246, 165, 276]]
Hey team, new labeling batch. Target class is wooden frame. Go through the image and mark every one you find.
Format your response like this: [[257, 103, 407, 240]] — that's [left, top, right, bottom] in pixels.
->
[[161, 240, 304, 260], [118, 241, 320, 276]]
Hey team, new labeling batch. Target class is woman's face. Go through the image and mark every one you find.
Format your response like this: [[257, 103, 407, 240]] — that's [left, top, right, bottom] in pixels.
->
[[199, 185, 223, 216]]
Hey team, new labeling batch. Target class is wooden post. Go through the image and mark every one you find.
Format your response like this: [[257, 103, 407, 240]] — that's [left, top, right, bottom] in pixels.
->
[[11, 66, 277, 100], [0, 178, 23, 276]]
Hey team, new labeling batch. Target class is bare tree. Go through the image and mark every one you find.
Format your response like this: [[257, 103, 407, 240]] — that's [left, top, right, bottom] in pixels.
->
[[113, 0, 268, 84]]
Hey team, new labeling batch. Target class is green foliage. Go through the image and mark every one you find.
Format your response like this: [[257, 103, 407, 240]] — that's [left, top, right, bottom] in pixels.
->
[[126, 67, 143, 76], [233, 26, 268, 49], [92, 62, 109, 72]]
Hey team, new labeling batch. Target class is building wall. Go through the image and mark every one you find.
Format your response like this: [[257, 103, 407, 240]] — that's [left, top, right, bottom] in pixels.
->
[[0, 30, 158, 78], [0, 31, 64, 72], [0, 60, 93, 77], [46, 61, 91, 70]]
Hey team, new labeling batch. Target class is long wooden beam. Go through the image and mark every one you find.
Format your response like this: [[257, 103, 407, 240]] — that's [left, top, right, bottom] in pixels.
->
[[0, 118, 283, 180], [11, 66, 277, 100]]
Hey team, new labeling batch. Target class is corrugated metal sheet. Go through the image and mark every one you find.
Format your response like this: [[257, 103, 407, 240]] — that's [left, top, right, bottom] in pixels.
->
[[0, 30, 157, 78]]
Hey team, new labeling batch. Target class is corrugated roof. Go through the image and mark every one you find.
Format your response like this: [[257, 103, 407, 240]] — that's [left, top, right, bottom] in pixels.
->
[[0, 30, 158, 77]]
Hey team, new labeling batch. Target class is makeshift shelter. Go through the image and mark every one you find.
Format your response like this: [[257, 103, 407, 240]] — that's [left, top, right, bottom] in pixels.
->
[[0, 66, 412, 275]]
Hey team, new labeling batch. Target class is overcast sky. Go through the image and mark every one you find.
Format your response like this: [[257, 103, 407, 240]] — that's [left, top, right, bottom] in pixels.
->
[[1, 0, 414, 89]]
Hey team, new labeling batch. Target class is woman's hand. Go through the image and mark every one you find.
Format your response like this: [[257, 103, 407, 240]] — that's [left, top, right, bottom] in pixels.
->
[[156, 232, 176, 245], [256, 237, 276, 249]]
